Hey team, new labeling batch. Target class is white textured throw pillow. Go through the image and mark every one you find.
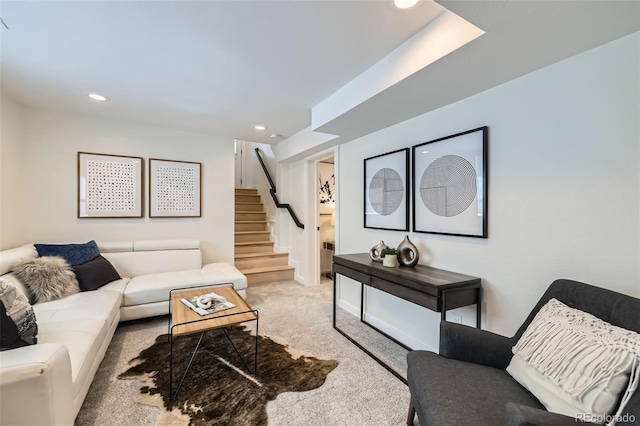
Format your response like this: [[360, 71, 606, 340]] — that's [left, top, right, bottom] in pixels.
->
[[507, 298, 639, 426]]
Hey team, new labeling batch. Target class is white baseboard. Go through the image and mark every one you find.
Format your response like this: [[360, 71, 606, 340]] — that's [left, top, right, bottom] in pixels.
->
[[289, 259, 306, 285], [362, 313, 435, 352], [266, 219, 276, 242], [295, 275, 307, 285], [337, 299, 359, 317], [274, 243, 290, 253]]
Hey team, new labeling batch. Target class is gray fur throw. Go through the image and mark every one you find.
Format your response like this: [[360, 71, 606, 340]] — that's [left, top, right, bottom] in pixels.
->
[[13, 256, 80, 303]]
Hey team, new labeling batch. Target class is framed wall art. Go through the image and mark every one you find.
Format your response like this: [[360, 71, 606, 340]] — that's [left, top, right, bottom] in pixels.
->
[[364, 148, 409, 231], [318, 161, 335, 215], [412, 126, 488, 238], [149, 158, 202, 218], [78, 152, 143, 218]]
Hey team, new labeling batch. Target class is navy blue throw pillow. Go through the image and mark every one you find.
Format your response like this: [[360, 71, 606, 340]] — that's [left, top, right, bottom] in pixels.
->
[[34, 240, 100, 267], [72, 255, 121, 291]]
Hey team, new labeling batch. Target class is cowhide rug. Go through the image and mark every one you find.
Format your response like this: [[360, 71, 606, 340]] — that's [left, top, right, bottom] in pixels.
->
[[118, 326, 338, 426]]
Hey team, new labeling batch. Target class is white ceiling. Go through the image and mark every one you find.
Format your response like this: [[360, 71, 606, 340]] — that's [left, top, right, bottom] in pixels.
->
[[316, 0, 640, 144], [1, 1, 639, 146]]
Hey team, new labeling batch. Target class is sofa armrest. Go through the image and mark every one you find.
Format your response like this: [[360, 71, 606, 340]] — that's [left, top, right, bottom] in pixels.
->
[[505, 403, 583, 425], [0, 343, 75, 426], [439, 321, 515, 369]]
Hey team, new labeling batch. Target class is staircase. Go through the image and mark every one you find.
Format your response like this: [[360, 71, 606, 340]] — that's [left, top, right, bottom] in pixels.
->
[[235, 188, 295, 285]]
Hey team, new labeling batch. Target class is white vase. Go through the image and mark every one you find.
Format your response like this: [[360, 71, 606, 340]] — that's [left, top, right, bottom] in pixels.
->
[[382, 255, 397, 267]]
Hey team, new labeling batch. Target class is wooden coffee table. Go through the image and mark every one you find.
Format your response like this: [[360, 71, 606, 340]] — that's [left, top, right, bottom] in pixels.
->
[[168, 283, 258, 399]]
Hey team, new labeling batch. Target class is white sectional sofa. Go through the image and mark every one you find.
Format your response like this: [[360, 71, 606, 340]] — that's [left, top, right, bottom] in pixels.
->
[[0, 239, 246, 426]]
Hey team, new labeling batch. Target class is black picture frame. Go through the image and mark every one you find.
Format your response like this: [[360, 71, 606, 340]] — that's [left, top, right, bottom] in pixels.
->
[[412, 127, 488, 238], [364, 148, 410, 231]]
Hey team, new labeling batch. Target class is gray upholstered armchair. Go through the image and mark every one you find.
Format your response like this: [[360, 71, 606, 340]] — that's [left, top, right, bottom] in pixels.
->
[[406, 279, 640, 425]]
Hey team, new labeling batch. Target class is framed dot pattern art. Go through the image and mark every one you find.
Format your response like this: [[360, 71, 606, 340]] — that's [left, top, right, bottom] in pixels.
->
[[149, 158, 202, 217], [78, 152, 143, 218]]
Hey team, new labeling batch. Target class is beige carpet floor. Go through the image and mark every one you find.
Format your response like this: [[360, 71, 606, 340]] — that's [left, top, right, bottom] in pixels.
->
[[75, 279, 415, 426]]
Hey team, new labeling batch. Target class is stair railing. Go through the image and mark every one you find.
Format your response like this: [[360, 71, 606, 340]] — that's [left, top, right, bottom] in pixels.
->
[[254, 148, 304, 230]]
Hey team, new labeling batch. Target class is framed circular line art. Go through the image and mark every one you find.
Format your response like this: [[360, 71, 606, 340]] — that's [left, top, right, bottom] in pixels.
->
[[364, 148, 409, 231], [420, 155, 476, 217], [412, 127, 488, 238]]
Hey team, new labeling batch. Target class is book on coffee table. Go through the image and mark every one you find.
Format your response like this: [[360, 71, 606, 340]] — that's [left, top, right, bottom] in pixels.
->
[[180, 292, 236, 316]]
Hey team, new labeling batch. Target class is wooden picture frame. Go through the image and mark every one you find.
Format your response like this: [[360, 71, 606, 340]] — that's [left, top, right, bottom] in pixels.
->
[[149, 158, 202, 218], [412, 126, 488, 238], [78, 152, 143, 218]]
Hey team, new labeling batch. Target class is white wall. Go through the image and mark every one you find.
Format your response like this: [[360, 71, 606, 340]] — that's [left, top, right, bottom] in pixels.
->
[[0, 95, 26, 249], [285, 32, 640, 351], [279, 159, 308, 282], [5, 107, 235, 263], [241, 141, 277, 222]]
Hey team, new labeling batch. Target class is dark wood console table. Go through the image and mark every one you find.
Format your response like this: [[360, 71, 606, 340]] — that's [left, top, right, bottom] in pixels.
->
[[332, 253, 482, 383]]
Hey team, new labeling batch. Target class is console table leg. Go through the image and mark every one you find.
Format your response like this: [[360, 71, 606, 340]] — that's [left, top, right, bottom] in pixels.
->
[[441, 290, 447, 322], [476, 287, 481, 329], [360, 282, 365, 322], [333, 273, 337, 328]]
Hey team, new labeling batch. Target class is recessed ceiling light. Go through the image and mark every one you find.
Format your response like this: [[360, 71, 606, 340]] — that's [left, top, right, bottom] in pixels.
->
[[254, 125, 267, 131], [394, 0, 419, 9], [88, 93, 110, 102], [270, 133, 281, 139]]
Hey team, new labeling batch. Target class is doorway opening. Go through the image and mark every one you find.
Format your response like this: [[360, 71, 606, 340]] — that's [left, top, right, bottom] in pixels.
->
[[234, 139, 244, 188], [317, 156, 335, 282]]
